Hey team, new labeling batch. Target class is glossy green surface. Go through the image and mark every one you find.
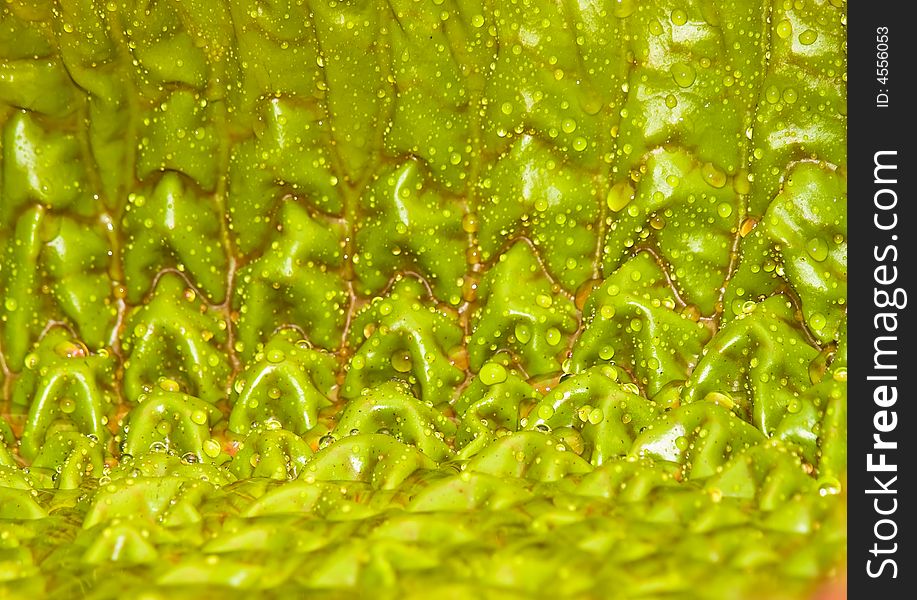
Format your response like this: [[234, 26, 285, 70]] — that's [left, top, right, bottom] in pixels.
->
[[1, 0, 846, 597]]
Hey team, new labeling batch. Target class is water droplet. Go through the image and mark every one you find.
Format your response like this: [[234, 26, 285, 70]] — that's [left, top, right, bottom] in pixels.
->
[[479, 362, 507, 385], [462, 213, 479, 233], [514, 323, 532, 344], [545, 327, 562, 346], [799, 29, 818, 46], [670, 62, 696, 88], [702, 163, 727, 188], [817, 477, 841, 496], [55, 341, 87, 358], [391, 350, 413, 373], [765, 85, 781, 104], [776, 20, 792, 39], [611, 0, 635, 18], [739, 217, 757, 237], [159, 378, 180, 392], [671, 9, 688, 26], [704, 391, 736, 410], [809, 312, 827, 332], [806, 237, 829, 262], [606, 181, 635, 212], [202, 438, 220, 458]]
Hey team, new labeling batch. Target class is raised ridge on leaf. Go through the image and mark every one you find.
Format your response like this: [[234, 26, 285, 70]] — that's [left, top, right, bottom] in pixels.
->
[[121, 388, 223, 464], [453, 367, 539, 460], [342, 277, 464, 407], [630, 400, 765, 480], [332, 381, 454, 462], [232, 200, 348, 358], [230, 427, 313, 481], [685, 294, 819, 437], [468, 241, 577, 376], [1, 207, 116, 369], [572, 251, 711, 395], [14, 328, 116, 460], [302, 433, 437, 491], [724, 162, 846, 344], [122, 272, 231, 404], [601, 149, 740, 316], [474, 136, 602, 292], [354, 159, 466, 303], [524, 366, 660, 466], [229, 329, 336, 436], [122, 172, 229, 305]]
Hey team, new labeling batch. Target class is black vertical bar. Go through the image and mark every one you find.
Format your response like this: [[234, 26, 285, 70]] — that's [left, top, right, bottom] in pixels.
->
[[849, 1, 910, 595]]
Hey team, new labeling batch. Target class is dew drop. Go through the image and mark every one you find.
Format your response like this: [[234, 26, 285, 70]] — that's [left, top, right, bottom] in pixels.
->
[[545, 327, 562, 346], [479, 362, 508, 385], [799, 29, 818, 45], [611, 0, 635, 18], [670, 62, 696, 88], [606, 181, 635, 212], [391, 350, 413, 373], [806, 237, 829, 262], [776, 20, 793, 39], [515, 323, 532, 344], [817, 477, 841, 496], [702, 163, 727, 189], [203, 439, 220, 458], [809, 312, 827, 332]]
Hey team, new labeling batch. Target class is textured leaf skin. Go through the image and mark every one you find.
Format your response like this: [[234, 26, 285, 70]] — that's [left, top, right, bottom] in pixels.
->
[[0, 0, 846, 597]]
